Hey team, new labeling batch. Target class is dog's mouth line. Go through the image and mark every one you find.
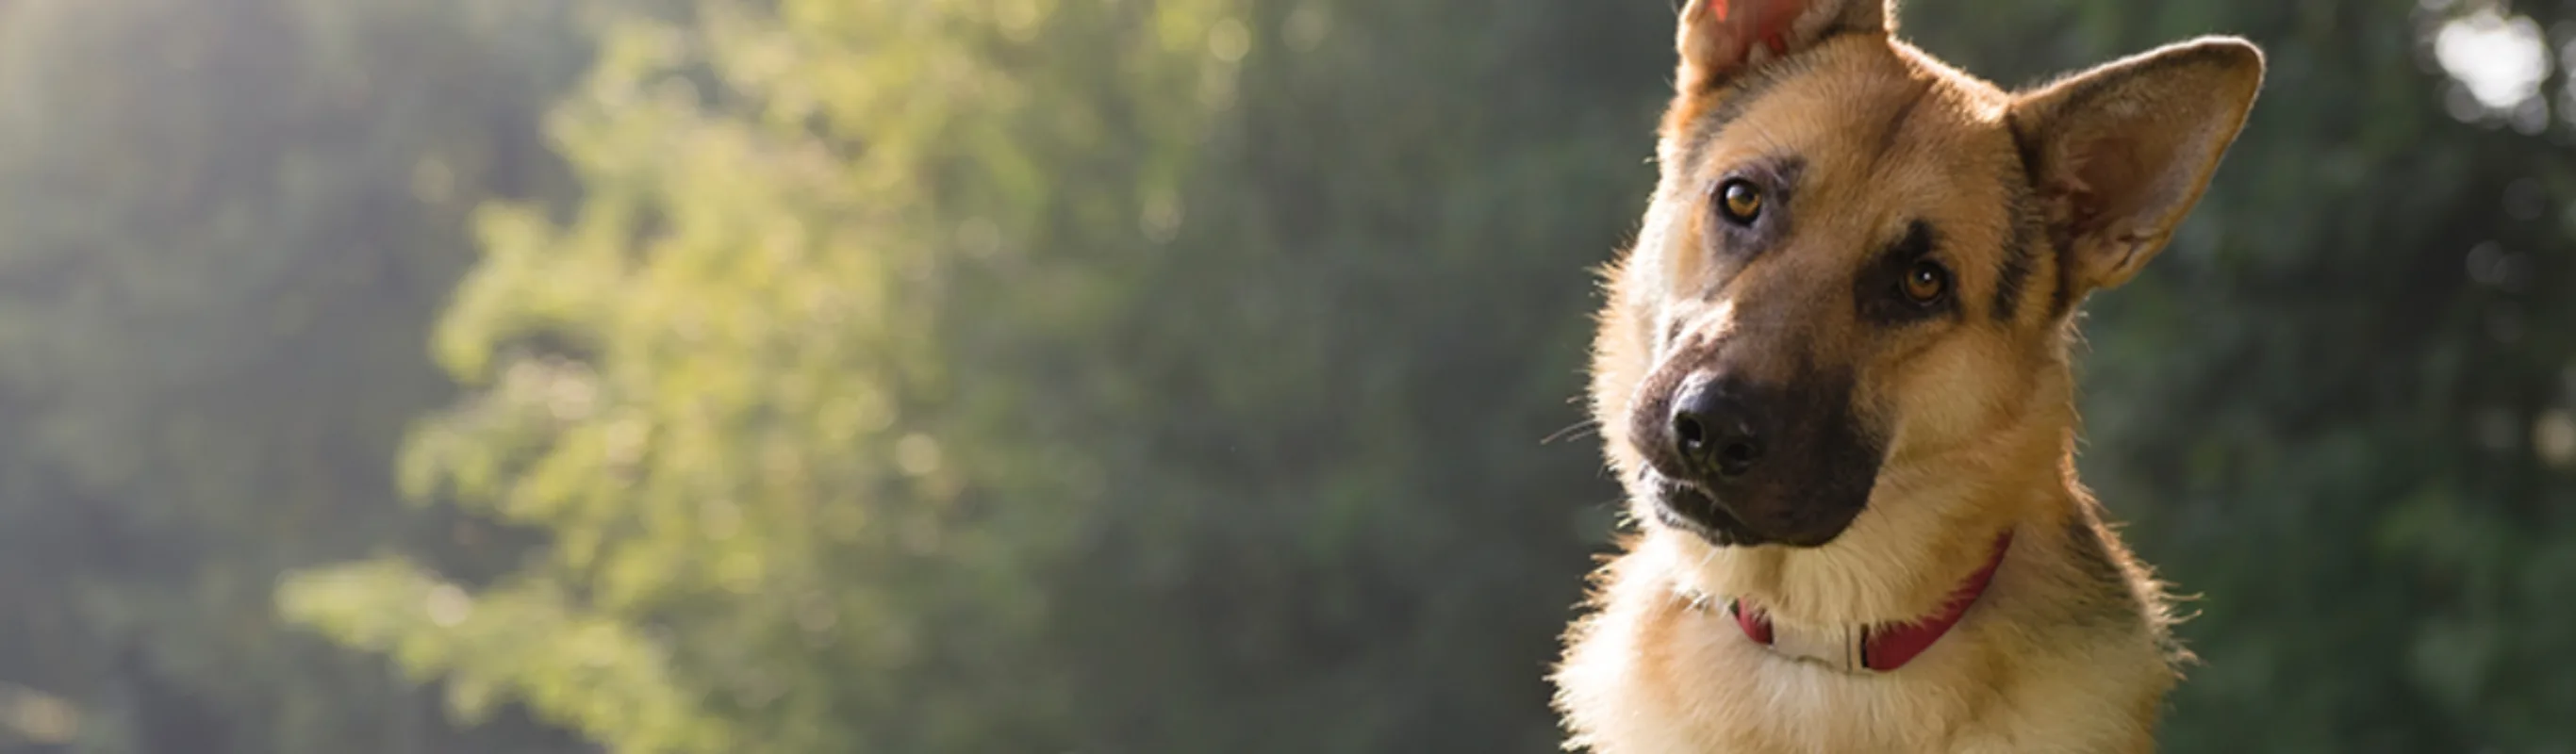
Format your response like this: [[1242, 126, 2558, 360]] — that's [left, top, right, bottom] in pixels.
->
[[1639, 472, 1759, 546], [1638, 468, 1864, 549]]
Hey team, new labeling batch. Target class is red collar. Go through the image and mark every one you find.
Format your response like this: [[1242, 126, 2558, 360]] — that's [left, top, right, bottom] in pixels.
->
[[1726, 533, 2014, 673]]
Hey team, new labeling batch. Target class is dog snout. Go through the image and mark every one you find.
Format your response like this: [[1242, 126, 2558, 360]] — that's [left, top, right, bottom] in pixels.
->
[[1629, 362, 1878, 548], [1670, 378, 1764, 480]]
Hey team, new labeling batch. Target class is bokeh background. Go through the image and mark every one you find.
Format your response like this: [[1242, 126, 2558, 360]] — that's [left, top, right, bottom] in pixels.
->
[[0, 0, 2568, 751]]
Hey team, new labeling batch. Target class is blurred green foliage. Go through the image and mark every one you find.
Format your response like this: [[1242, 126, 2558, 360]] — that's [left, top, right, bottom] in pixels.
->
[[0, 0, 2568, 751], [0, 0, 588, 750]]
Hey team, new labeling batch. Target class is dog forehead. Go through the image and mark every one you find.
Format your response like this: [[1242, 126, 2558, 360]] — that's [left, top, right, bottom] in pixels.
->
[[1683, 57, 2017, 253], [1690, 51, 2007, 191]]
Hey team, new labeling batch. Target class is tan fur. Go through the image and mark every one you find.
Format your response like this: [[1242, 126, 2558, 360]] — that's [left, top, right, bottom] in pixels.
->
[[1551, 2, 2262, 751]]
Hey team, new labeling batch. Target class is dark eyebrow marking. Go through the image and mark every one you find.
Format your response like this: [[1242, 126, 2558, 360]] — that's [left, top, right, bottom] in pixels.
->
[[2006, 111, 2082, 320], [1866, 83, 1932, 172], [1677, 59, 1808, 168], [1993, 183, 2041, 322]]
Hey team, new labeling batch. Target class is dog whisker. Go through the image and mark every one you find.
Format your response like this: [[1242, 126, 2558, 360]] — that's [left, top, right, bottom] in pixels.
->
[[1542, 419, 1602, 445]]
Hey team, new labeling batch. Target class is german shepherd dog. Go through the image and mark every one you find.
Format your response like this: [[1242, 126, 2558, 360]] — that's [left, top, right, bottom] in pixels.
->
[[1550, 1, 2262, 751]]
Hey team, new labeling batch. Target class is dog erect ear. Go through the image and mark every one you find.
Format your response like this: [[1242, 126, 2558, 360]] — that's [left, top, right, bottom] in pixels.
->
[[1676, 0, 1891, 91], [2011, 38, 2265, 298]]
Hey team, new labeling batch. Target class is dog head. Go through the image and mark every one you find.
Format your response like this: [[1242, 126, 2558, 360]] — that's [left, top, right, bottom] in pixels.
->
[[1593, 0, 2262, 550]]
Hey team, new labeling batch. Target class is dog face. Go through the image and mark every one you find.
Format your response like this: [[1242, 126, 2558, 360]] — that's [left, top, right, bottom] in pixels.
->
[[1593, 0, 2262, 549]]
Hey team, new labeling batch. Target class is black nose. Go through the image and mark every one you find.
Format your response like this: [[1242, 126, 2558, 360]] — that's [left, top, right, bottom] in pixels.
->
[[1671, 380, 1762, 479]]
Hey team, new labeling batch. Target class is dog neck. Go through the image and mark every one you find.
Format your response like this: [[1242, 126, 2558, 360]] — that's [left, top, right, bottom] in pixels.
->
[[1717, 529, 2014, 673]]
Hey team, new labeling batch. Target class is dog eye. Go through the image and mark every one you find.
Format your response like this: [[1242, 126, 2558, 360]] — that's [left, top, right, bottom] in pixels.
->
[[1716, 179, 1762, 224], [1902, 260, 1950, 304]]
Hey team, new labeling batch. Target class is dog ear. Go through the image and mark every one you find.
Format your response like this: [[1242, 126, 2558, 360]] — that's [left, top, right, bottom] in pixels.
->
[[1676, 0, 1892, 92], [2011, 37, 2265, 298]]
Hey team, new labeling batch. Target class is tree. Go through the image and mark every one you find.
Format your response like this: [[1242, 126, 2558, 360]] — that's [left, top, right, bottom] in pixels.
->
[[0, 0, 586, 750], [285, 1, 1247, 749]]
